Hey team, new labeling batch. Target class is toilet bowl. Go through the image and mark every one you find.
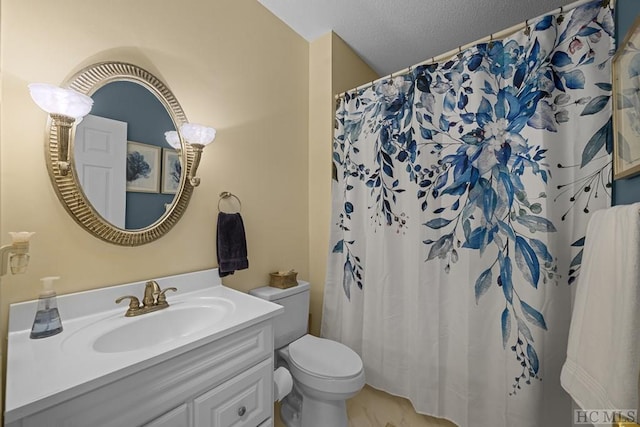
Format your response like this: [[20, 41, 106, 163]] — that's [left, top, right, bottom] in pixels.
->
[[278, 335, 365, 427], [249, 282, 365, 427]]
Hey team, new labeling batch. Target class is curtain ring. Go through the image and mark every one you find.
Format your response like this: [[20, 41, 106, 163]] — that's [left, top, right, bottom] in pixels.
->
[[218, 191, 242, 213]]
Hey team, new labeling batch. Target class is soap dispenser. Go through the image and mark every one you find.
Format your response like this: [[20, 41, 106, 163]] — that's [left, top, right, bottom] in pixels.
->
[[30, 276, 63, 339]]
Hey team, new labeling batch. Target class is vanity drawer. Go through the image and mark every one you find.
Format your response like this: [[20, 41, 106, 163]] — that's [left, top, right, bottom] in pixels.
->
[[143, 404, 189, 427], [194, 358, 272, 427]]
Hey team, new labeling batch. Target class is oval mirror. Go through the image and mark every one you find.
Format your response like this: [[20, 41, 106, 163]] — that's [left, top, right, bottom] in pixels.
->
[[45, 62, 197, 246]]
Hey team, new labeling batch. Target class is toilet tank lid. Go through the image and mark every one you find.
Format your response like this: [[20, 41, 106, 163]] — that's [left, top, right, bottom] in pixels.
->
[[249, 281, 310, 301]]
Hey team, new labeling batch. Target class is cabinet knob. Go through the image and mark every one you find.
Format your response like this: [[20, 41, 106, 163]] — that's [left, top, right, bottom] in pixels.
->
[[237, 405, 246, 417]]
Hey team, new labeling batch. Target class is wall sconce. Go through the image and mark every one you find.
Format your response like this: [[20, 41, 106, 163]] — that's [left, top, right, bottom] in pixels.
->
[[179, 123, 216, 187], [164, 130, 181, 152], [0, 232, 35, 276], [28, 83, 93, 176]]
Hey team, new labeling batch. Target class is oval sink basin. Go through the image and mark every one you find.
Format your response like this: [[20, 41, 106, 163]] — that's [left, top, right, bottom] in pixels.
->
[[94, 305, 226, 353], [63, 297, 235, 354]]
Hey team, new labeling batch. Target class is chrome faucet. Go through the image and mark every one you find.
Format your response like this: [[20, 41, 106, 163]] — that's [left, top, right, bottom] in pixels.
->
[[116, 280, 177, 317]]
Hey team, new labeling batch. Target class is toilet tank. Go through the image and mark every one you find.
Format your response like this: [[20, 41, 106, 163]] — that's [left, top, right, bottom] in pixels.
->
[[249, 281, 310, 349]]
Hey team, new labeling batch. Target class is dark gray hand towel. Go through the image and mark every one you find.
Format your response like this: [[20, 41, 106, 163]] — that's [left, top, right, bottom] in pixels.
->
[[216, 212, 249, 277]]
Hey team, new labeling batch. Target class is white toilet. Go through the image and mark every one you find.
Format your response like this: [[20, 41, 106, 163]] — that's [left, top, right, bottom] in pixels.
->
[[250, 281, 365, 427]]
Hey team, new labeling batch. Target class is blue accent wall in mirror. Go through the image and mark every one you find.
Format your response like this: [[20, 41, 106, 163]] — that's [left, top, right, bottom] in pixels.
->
[[90, 81, 178, 229]]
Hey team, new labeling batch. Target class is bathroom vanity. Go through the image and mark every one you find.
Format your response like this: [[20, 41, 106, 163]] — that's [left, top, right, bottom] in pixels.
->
[[4, 268, 283, 427]]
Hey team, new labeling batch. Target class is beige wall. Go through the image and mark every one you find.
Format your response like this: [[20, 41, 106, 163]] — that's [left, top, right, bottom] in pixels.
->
[[0, 0, 309, 349], [0, 0, 308, 300], [331, 34, 379, 97], [307, 33, 333, 336], [0, 0, 377, 416], [307, 33, 378, 335]]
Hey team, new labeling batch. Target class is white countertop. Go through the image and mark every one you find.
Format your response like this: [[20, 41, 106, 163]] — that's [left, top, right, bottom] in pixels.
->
[[4, 268, 283, 423]]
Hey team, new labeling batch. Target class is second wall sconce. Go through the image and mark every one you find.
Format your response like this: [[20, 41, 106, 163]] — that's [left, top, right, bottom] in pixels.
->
[[28, 84, 93, 176], [164, 130, 181, 152], [179, 123, 216, 187]]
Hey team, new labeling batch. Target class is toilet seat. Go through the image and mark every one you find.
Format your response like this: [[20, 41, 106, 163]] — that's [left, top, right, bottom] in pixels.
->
[[283, 335, 365, 395], [289, 335, 362, 378]]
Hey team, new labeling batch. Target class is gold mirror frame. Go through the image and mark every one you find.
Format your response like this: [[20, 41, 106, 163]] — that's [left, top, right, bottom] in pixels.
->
[[45, 62, 196, 246]]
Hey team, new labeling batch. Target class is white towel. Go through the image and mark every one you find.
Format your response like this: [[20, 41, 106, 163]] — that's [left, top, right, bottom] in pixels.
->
[[561, 203, 640, 415]]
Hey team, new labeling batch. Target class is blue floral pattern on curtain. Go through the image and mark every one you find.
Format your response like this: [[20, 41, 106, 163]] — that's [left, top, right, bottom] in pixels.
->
[[326, 1, 614, 425]]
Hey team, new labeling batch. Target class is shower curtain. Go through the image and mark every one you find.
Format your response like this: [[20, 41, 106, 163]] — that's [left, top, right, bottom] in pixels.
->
[[322, 1, 614, 426]]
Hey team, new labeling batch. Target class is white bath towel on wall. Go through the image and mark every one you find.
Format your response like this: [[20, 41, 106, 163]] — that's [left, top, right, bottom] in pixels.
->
[[561, 203, 640, 415]]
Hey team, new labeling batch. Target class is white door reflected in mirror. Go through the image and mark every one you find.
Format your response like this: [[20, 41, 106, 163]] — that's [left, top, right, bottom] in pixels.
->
[[75, 114, 127, 229]]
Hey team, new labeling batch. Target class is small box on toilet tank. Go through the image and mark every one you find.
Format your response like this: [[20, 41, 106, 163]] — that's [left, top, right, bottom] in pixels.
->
[[269, 270, 298, 289]]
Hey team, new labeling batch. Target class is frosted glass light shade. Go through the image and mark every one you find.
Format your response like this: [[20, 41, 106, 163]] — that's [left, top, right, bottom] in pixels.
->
[[8, 232, 35, 244], [164, 131, 181, 149], [180, 123, 216, 146], [28, 83, 93, 119]]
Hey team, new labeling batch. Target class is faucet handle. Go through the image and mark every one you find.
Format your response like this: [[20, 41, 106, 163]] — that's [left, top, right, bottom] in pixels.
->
[[157, 287, 177, 304], [115, 295, 141, 316]]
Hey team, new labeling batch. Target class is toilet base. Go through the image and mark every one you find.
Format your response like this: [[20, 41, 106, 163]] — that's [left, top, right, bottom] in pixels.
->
[[299, 389, 348, 427], [279, 387, 302, 427], [279, 385, 350, 427]]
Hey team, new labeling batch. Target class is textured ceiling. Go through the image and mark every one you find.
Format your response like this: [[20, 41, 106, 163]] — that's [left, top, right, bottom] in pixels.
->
[[257, 0, 576, 77]]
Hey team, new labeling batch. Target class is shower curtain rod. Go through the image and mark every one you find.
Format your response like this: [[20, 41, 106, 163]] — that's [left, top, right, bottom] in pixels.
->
[[335, 0, 602, 100]]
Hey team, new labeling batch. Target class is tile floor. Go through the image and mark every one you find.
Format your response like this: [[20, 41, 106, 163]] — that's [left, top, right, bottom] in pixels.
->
[[274, 385, 457, 427]]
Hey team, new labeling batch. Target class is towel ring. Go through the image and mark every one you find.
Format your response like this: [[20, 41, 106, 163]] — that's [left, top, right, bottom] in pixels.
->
[[218, 191, 242, 213]]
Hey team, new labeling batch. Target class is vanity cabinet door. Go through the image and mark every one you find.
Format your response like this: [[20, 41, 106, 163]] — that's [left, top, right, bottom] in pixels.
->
[[193, 358, 272, 427], [143, 404, 189, 427]]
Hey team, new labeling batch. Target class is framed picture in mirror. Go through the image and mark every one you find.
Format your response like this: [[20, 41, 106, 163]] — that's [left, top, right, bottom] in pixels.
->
[[613, 16, 640, 179], [162, 149, 182, 194], [126, 141, 160, 193]]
